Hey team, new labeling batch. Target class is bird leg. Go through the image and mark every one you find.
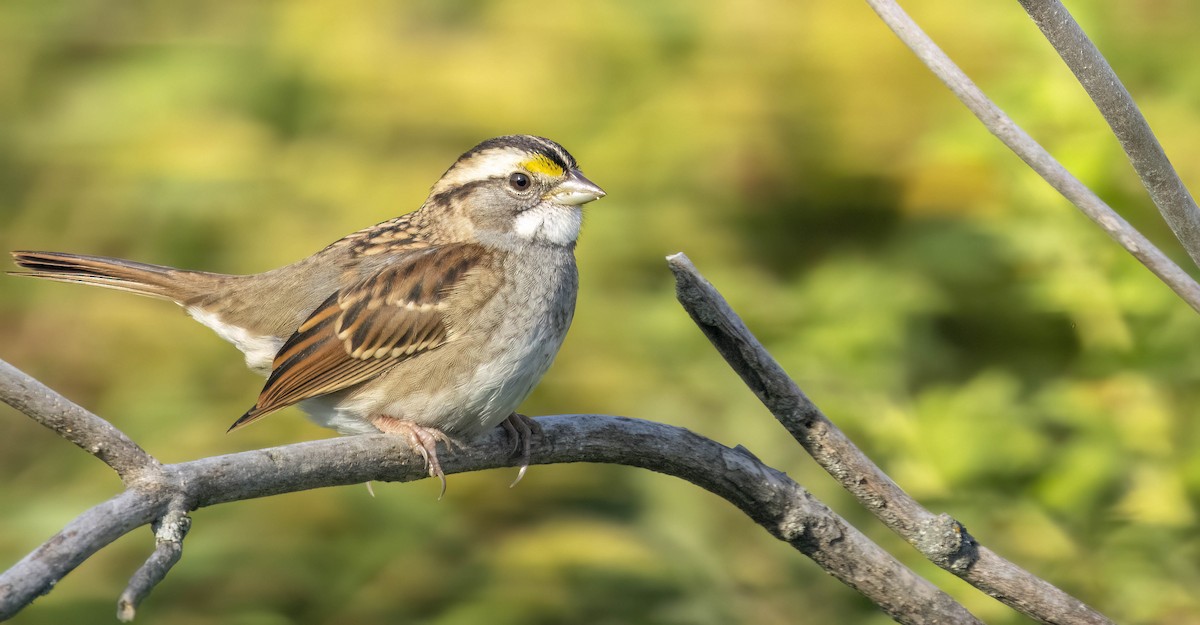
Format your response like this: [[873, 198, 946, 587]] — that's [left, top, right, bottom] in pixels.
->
[[500, 413, 543, 487], [371, 415, 455, 499]]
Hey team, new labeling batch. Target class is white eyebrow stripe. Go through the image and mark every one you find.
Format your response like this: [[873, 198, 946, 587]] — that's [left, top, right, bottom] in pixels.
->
[[429, 149, 533, 196]]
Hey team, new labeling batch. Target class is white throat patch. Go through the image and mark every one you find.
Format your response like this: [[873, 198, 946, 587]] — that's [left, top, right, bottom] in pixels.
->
[[513, 204, 582, 246]]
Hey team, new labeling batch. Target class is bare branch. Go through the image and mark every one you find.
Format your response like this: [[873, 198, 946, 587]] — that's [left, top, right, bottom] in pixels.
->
[[1018, 0, 1200, 267], [864, 0, 1200, 315], [0, 489, 162, 614], [668, 252, 1114, 625], [0, 416, 981, 624], [117, 507, 190, 622], [0, 359, 159, 484]]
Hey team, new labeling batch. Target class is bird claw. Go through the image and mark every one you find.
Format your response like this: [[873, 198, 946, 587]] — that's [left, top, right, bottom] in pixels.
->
[[372, 415, 453, 499], [501, 413, 542, 487], [370, 413, 540, 494]]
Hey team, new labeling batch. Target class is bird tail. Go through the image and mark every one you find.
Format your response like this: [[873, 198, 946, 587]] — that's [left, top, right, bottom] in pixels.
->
[[9, 250, 216, 303]]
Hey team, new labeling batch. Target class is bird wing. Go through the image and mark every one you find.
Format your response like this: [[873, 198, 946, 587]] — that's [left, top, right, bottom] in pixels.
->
[[229, 243, 495, 430]]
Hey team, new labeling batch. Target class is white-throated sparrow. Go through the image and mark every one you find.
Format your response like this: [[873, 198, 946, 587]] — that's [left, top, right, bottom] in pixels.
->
[[11, 135, 605, 493]]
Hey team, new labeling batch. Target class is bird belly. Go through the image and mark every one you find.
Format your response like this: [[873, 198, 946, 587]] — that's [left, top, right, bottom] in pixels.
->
[[316, 317, 568, 438], [302, 264, 576, 440], [298, 392, 382, 436], [454, 321, 567, 431]]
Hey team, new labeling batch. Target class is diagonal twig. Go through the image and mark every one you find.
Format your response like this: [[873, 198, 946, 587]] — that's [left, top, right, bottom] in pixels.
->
[[1017, 0, 1200, 268], [864, 0, 1200, 314], [0, 359, 159, 484], [668, 252, 1113, 625]]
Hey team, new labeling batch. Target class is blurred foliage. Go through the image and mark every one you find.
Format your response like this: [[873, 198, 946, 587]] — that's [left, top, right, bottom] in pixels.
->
[[2, 0, 1200, 623]]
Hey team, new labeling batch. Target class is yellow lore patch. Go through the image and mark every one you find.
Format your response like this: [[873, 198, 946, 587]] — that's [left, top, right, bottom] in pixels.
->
[[521, 155, 565, 177]]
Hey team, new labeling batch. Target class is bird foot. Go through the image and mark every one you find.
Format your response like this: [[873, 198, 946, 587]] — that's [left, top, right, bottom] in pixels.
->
[[372, 415, 455, 499], [500, 413, 543, 487]]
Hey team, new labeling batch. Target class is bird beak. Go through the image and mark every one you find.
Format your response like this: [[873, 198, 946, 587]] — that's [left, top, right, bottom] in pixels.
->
[[550, 170, 606, 206]]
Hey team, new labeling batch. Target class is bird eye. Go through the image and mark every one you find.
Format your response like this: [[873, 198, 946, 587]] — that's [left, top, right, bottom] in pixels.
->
[[509, 172, 530, 191]]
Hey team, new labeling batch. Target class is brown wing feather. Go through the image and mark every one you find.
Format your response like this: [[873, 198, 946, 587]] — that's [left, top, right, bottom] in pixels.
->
[[228, 244, 493, 431]]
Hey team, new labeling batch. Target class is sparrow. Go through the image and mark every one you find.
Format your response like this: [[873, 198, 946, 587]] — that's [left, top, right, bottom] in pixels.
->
[[10, 134, 605, 494]]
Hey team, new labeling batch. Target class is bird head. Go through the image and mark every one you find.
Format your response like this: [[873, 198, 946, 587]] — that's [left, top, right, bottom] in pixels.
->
[[423, 135, 606, 248]]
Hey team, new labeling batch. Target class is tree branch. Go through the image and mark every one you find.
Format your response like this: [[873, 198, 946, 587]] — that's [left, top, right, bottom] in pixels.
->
[[0, 489, 162, 615], [1017, 0, 1200, 268], [0, 359, 159, 484], [668, 252, 1114, 625], [863, 0, 1200, 315], [0, 410, 981, 624]]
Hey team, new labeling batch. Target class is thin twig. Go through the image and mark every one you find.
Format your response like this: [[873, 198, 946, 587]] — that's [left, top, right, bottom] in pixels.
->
[[117, 507, 191, 622], [864, 0, 1200, 314], [668, 252, 1113, 625], [0, 359, 159, 483], [0, 416, 982, 625], [1017, 0, 1200, 268]]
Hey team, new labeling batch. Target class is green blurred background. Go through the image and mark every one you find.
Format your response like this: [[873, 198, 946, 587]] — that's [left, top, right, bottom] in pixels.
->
[[3, 1, 1200, 623]]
